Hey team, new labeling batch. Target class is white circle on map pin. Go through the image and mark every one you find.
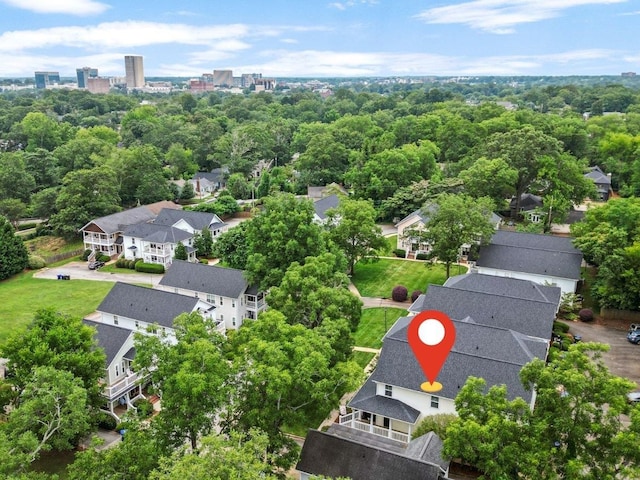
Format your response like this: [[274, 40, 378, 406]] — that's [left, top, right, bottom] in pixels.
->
[[417, 319, 445, 346]]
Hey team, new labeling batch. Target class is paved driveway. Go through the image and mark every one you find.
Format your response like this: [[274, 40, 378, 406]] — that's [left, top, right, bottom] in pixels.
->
[[34, 262, 163, 287], [561, 320, 640, 388]]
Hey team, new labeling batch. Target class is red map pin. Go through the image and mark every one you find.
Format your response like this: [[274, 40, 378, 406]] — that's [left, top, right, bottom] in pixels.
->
[[407, 310, 456, 393]]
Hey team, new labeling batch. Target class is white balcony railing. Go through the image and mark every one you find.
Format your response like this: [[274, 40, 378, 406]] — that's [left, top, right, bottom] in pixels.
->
[[104, 371, 144, 400], [338, 412, 409, 443]]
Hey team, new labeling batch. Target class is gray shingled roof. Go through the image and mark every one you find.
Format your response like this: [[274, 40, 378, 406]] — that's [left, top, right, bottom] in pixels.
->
[[123, 223, 192, 244], [411, 284, 556, 339], [296, 427, 445, 480], [489, 230, 581, 254], [363, 317, 547, 404], [313, 194, 340, 220], [159, 260, 252, 298], [585, 166, 611, 185], [510, 193, 543, 211], [83, 319, 133, 366], [153, 208, 223, 232], [97, 282, 202, 327], [349, 379, 421, 423], [80, 201, 180, 234], [192, 168, 226, 183], [444, 272, 562, 306]]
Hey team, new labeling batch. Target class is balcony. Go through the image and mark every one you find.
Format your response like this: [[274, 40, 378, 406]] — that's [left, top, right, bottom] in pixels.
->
[[104, 371, 146, 401], [143, 246, 169, 255], [339, 411, 410, 443]]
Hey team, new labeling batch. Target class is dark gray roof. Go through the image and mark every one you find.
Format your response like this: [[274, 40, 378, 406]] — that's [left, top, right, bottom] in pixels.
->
[[349, 379, 421, 423], [585, 166, 611, 185], [159, 260, 253, 298], [97, 282, 202, 327], [123, 223, 192, 244], [476, 230, 583, 280], [313, 194, 340, 220], [510, 193, 543, 211], [123, 347, 136, 360], [360, 316, 547, 404], [80, 201, 180, 234], [296, 427, 445, 480], [444, 272, 562, 306], [153, 208, 224, 232], [192, 168, 226, 183], [411, 284, 556, 339], [83, 319, 132, 366]]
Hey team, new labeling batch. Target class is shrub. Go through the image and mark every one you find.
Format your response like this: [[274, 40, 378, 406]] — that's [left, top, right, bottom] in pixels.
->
[[133, 398, 154, 418], [96, 412, 118, 430], [81, 249, 93, 261], [199, 258, 208, 264], [17, 222, 37, 231], [393, 249, 406, 258], [97, 254, 110, 263], [578, 308, 594, 322], [116, 258, 125, 268], [27, 255, 46, 270], [412, 413, 457, 441], [392, 285, 408, 302], [411, 290, 422, 302], [553, 321, 570, 334], [135, 262, 165, 274], [416, 253, 429, 261]]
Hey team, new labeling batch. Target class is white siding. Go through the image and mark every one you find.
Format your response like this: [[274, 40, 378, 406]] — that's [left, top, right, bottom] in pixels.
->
[[375, 381, 457, 417], [475, 266, 577, 294]]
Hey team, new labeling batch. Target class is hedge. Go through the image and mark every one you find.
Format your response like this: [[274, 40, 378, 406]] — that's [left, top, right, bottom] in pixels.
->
[[135, 262, 165, 274], [392, 285, 408, 302], [393, 249, 406, 258]]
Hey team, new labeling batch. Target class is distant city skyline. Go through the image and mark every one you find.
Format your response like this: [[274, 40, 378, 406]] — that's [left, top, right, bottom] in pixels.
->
[[0, 0, 639, 78]]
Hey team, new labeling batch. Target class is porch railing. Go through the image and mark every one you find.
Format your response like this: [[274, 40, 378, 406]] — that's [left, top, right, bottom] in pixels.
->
[[338, 412, 410, 443], [104, 371, 144, 400]]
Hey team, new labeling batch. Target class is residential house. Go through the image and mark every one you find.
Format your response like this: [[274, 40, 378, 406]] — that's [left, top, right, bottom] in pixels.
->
[[297, 424, 449, 480], [122, 223, 196, 266], [396, 206, 502, 258], [340, 316, 548, 443], [157, 260, 266, 330], [80, 201, 180, 258], [153, 208, 226, 239], [313, 194, 340, 224], [86, 282, 222, 419], [509, 193, 545, 223], [584, 166, 612, 201], [410, 273, 560, 340], [95, 282, 223, 339], [191, 168, 227, 196], [307, 183, 348, 200], [83, 319, 142, 421], [474, 230, 583, 294]]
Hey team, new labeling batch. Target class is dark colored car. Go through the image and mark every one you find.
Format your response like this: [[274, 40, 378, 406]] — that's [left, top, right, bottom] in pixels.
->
[[88, 261, 105, 270], [627, 330, 640, 344]]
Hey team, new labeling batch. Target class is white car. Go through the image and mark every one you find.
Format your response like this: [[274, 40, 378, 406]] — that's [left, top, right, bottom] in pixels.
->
[[627, 391, 640, 404]]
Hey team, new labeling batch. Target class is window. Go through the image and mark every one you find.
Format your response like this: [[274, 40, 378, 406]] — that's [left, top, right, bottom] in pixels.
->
[[232, 300, 236, 308], [113, 315, 119, 325], [207, 294, 215, 304], [131, 238, 135, 244], [247, 295, 255, 302], [115, 364, 120, 376], [384, 385, 392, 397], [383, 417, 390, 428], [431, 396, 439, 409], [135, 320, 140, 329], [232, 317, 236, 327], [220, 314, 224, 321], [220, 297, 224, 305]]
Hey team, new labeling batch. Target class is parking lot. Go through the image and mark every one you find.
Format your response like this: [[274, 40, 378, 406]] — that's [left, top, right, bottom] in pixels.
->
[[561, 320, 640, 387]]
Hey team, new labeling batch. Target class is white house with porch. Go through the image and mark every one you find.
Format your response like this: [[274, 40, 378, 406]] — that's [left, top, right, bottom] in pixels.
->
[[122, 223, 196, 267], [157, 260, 267, 330], [340, 316, 548, 444]]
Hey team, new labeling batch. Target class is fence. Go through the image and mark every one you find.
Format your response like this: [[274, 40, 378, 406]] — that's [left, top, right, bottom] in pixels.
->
[[600, 308, 640, 323], [43, 249, 83, 265]]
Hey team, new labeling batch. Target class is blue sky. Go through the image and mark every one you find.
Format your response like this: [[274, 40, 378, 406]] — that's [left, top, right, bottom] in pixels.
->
[[0, 0, 638, 78]]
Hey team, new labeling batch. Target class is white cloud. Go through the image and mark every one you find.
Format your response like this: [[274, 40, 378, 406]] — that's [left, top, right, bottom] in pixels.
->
[[280, 38, 299, 44], [415, 0, 627, 34], [0, 21, 250, 52], [0, 0, 110, 16], [328, 0, 379, 10]]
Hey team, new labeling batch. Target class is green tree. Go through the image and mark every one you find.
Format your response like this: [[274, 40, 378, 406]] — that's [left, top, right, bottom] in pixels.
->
[[3, 366, 90, 465], [226, 173, 252, 200], [174, 243, 188, 261], [0, 308, 106, 410], [0, 199, 26, 227], [408, 194, 496, 277], [192, 227, 213, 257], [179, 181, 195, 201], [295, 132, 350, 186], [0, 215, 28, 280], [165, 143, 197, 179], [0, 152, 36, 203], [444, 343, 640, 479], [16, 112, 64, 152], [458, 157, 518, 207], [24, 148, 59, 192], [210, 222, 249, 270], [325, 197, 387, 276], [50, 165, 120, 238], [68, 421, 163, 480], [149, 430, 276, 480], [224, 310, 362, 471], [134, 312, 230, 451], [244, 193, 326, 289], [29, 187, 59, 219]]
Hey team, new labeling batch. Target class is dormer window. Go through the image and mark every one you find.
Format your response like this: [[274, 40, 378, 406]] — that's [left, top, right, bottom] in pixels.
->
[[384, 385, 392, 397]]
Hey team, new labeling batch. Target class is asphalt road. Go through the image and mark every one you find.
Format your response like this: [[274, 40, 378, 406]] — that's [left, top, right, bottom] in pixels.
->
[[34, 261, 163, 287], [560, 320, 640, 388]]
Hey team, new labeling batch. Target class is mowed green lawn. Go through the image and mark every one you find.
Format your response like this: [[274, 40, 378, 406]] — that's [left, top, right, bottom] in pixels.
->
[[353, 258, 448, 298], [0, 272, 114, 346], [354, 307, 407, 349]]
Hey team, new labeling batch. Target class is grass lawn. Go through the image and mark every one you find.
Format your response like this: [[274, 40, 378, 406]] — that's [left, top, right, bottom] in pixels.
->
[[24, 236, 84, 257], [353, 258, 448, 298], [354, 307, 407, 349], [352, 351, 376, 369], [99, 263, 140, 274], [0, 271, 114, 346], [377, 234, 398, 257]]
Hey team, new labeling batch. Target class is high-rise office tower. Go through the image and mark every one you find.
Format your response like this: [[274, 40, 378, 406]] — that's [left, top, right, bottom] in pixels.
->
[[34, 71, 60, 89], [213, 69, 233, 87], [76, 67, 98, 88], [124, 55, 145, 89]]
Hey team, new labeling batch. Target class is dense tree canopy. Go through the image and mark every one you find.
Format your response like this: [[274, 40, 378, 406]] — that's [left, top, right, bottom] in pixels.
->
[[0, 215, 28, 280]]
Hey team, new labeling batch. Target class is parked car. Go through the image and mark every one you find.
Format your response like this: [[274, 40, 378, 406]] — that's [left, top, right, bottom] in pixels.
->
[[627, 330, 640, 344], [627, 391, 640, 404], [88, 261, 105, 270]]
